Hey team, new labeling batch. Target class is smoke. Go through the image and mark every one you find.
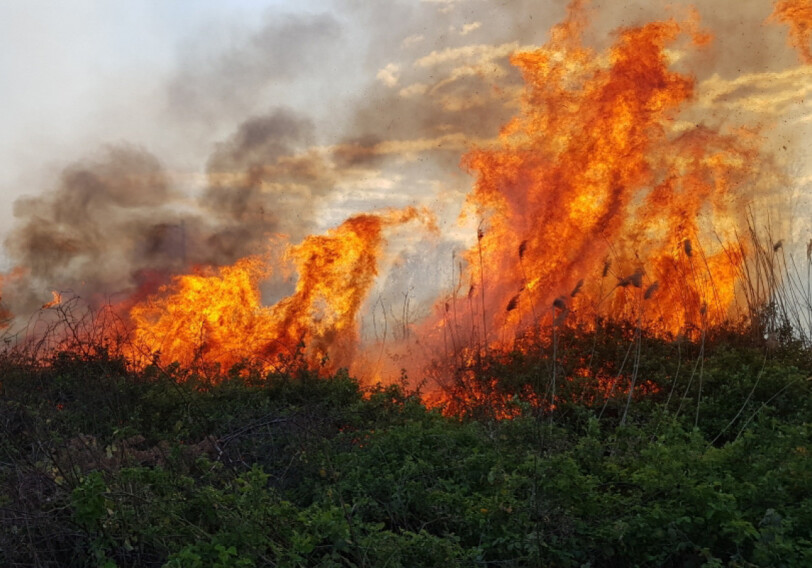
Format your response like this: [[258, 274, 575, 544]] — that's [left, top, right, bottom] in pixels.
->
[[1, 0, 808, 340], [1, 106, 344, 315], [330, 0, 564, 166], [166, 12, 343, 131], [201, 108, 330, 260], [333, 0, 797, 161], [3, 146, 179, 312]]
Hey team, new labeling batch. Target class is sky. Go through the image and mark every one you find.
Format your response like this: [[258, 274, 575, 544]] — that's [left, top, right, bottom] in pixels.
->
[[0, 0, 810, 313], [0, 1, 332, 212], [0, 0, 561, 282]]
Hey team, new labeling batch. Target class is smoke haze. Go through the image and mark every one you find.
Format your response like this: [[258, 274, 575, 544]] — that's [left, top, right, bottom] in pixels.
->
[[0, 0, 809, 361]]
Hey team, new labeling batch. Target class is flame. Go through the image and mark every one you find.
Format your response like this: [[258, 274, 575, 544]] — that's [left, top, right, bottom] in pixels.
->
[[442, 1, 756, 346], [129, 256, 272, 369], [41, 291, 63, 309], [770, 0, 812, 64], [0, 2, 795, 419], [128, 207, 431, 373]]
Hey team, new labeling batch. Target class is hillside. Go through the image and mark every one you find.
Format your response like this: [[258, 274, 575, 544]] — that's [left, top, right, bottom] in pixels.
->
[[1, 324, 810, 567]]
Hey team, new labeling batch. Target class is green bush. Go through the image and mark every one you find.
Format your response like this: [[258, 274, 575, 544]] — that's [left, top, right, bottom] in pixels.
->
[[1, 330, 810, 566]]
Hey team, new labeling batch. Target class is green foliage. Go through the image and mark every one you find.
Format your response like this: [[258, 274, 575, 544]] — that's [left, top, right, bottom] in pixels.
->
[[1, 332, 811, 566]]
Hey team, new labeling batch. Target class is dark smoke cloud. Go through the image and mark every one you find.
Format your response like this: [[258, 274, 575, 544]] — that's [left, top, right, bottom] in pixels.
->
[[200, 108, 339, 260], [2, 104, 356, 315], [208, 109, 316, 170], [4, 146, 181, 311]]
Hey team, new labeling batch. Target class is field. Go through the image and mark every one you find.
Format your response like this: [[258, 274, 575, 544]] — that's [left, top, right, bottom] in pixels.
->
[[1, 318, 810, 567]]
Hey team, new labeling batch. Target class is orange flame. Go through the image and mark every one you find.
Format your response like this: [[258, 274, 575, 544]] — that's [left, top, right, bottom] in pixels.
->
[[41, 291, 63, 310], [128, 207, 432, 373], [0, 1, 790, 420], [129, 256, 272, 369], [770, 0, 812, 64], [445, 1, 755, 346]]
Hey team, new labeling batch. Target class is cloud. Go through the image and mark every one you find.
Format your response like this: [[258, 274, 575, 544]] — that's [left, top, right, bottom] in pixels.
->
[[415, 42, 522, 68], [421, 0, 468, 14], [698, 66, 812, 120], [460, 22, 482, 36], [399, 83, 430, 98], [402, 34, 425, 48], [377, 63, 401, 87]]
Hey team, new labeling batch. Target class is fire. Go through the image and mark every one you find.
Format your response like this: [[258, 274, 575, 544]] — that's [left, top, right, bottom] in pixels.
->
[[0, 1, 798, 418], [128, 207, 432, 373], [442, 1, 756, 348], [424, 374, 540, 420], [41, 291, 63, 310], [770, 0, 812, 63], [129, 256, 272, 370]]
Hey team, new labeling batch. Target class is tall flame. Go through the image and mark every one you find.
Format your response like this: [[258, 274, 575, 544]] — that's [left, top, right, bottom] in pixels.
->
[[0, 1, 798, 397], [445, 1, 756, 345], [129, 207, 432, 373], [770, 0, 812, 64]]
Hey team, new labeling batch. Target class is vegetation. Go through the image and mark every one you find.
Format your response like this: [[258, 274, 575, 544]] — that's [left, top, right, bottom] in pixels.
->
[[1, 320, 810, 568]]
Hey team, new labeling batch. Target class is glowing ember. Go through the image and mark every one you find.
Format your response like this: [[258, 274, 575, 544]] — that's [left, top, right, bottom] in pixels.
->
[[770, 0, 812, 64]]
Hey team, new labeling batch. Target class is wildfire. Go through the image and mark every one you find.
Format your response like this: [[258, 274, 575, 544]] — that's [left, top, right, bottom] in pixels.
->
[[0, 1, 801, 417], [442, 0, 756, 347], [770, 0, 812, 64], [128, 207, 432, 373]]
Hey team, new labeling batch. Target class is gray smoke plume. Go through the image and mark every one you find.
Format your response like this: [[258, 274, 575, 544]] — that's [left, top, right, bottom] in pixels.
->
[[0, 0, 803, 325], [197, 107, 343, 264], [167, 12, 342, 130], [4, 146, 181, 311], [2, 106, 339, 315]]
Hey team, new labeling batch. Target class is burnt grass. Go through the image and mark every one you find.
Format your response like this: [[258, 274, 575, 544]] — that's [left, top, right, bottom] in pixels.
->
[[1, 322, 811, 567]]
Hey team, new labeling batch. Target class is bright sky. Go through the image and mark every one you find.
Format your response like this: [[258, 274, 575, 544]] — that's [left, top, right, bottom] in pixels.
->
[[0, 0, 343, 232]]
